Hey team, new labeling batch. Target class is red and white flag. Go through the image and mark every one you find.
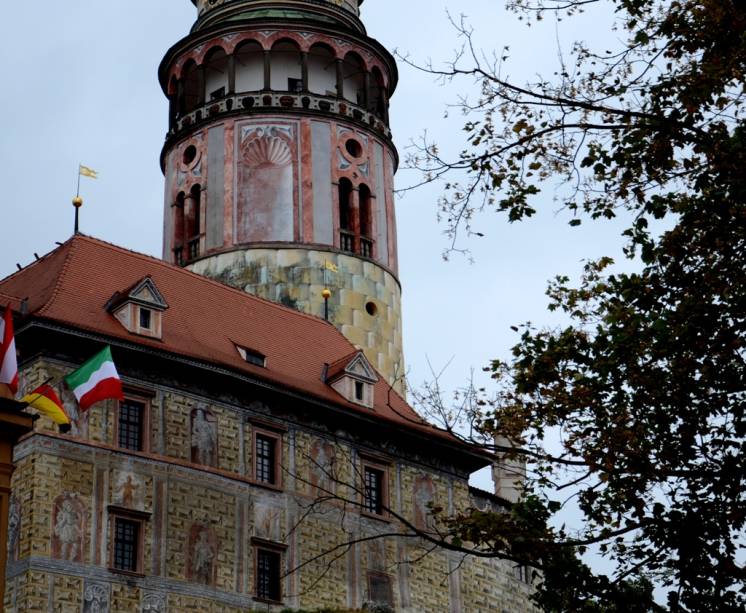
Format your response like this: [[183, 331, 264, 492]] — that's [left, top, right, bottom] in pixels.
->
[[0, 305, 18, 395]]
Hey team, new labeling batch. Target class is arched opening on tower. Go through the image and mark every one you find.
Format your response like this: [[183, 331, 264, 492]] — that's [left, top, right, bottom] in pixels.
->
[[338, 178, 354, 253], [173, 191, 186, 265], [359, 183, 373, 257], [270, 41, 302, 92], [342, 52, 366, 106], [204, 47, 229, 101], [186, 184, 202, 261], [182, 60, 201, 113], [308, 44, 337, 97], [235, 41, 264, 92]]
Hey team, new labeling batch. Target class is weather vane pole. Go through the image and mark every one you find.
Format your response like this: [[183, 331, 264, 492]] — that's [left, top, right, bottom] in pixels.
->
[[73, 164, 98, 234]]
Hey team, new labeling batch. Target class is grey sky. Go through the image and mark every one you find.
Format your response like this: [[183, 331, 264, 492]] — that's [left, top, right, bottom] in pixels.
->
[[0, 1, 629, 492]]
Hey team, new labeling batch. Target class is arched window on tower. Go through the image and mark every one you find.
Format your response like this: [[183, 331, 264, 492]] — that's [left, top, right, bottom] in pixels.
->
[[173, 191, 186, 266], [308, 44, 337, 97], [204, 47, 229, 102], [186, 184, 202, 261], [359, 184, 373, 258], [182, 60, 201, 113], [270, 41, 302, 92], [235, 41, 264, 93], [342, 53, 366, 106], [338, 178, 354, 253]]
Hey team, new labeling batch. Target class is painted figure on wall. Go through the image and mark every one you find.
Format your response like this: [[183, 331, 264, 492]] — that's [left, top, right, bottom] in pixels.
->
[[310, 439, 336, 494], [367, 538, 386, 572], [83, 582, 110, 613], [52, 493, 85, 563], [191, 407, 217, 467], [114, 471, 144, 509], [141, 592, 166, 613], [61, 385, 88, 438], [188, 524, 217, 586], [7, 495, 20, 561], [413, 475, 436, 531], [254, 503, 282, 542], [236, 124, 296, 244]]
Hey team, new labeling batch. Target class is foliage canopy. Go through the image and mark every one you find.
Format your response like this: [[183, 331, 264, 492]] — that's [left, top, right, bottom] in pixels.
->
[[409, 1, 746, 611]]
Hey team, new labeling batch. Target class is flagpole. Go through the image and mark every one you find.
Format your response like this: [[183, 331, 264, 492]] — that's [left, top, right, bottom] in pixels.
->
[[73, 164, 82, 235]]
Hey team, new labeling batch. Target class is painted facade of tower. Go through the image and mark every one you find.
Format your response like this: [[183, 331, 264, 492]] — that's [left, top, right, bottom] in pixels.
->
[[160, 0, 403, 389]]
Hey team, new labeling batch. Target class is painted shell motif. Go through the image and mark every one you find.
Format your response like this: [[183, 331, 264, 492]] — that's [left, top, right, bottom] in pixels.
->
[[242, 135, 293, 168]]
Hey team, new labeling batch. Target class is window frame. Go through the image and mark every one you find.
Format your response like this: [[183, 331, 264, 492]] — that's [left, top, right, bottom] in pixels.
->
[[138, 307, 152, 331], [367, 570, 395, 609], [252, 537, 287, 605], [354, 380, 365, 402], [108, 506, 150, 577], [252, 427, 283, 490], [114, 391, 151, 453], [360, 457, 390, 520]]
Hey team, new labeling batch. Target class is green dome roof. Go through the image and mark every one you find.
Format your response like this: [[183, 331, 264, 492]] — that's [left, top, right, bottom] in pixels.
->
[[191, 0, 365, 32]]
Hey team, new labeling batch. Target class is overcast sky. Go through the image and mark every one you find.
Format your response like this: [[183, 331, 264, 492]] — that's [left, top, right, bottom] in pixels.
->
[[0, 1, 629, 491]]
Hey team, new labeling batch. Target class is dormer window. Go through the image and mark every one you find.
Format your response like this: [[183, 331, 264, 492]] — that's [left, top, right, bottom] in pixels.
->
[[325, 351, 379, 408], [139, 308, 152, 331], [236, 345, 266, 368], [106, 277, 168, 340]]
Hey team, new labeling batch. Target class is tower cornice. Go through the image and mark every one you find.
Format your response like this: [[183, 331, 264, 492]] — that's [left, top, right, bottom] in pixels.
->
[[190, 0, 366, 34], [158, 18, 398, 95]]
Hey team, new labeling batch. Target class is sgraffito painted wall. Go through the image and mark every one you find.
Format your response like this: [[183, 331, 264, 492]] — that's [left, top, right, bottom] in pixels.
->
[[5, 358, 538, 613]]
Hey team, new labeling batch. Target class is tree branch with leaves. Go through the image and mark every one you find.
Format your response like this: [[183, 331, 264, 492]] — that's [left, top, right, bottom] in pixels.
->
[[400, 1, 746, 611]]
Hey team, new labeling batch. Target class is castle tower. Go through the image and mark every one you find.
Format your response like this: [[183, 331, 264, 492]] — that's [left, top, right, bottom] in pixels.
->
[[159, 0, 404, 389]]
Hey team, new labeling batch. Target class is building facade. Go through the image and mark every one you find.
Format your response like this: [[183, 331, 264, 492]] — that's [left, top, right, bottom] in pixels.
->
[[0, 1, 537, 611]]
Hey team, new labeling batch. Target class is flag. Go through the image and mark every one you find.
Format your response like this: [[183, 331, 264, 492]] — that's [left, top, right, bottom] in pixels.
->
[[64, 347, 123, 411], [0, 305, 18, 395], [79, 165, 99, 179], [324, 261, 338, 273], [21, 384, 70, 425]]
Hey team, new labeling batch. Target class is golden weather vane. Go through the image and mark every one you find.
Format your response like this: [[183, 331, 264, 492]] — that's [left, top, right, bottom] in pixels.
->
[[73, 164, 99, 234]]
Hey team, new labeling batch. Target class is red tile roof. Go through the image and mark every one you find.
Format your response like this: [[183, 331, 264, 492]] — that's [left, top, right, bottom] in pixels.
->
[[0, 235, 466, 447]]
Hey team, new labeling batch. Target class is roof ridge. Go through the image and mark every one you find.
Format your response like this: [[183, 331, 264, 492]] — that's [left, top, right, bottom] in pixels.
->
[[73, 234, 353, 333], [36, 237, 78, 317], [0, 237, 74, 286]]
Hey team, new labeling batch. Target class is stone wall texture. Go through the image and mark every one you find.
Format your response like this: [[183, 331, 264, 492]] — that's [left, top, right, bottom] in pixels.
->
[[5, 358, 537, 612], [189, 248, 405, 392]]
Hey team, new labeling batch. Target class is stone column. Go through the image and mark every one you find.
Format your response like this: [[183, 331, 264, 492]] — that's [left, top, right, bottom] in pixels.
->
[[227, 55, 236, 95], [301, 52, 309, 92], [263, 51, 272, 91], [196, 66, 206, 106], [362, 71, 371, 110], [335, 59, 344, 99], [0, 401, 33, 609]]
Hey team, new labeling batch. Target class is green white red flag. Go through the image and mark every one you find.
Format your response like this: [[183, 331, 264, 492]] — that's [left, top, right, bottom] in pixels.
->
[[0, 305, 18, 395], [64, 347, 123, 411]]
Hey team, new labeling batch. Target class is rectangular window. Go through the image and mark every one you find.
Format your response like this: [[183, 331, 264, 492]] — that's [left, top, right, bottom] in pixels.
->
[[255, 434, 277, 485], [355, 380, 365, 401], [256, 548, 282, 602], [113, 517, 140, 573], [363, 466, 385, 515], [139, 308, 152, 330], [237, 345, 266, 367], [368, 572, 394, 608], [118, 399, 144, 451], [287, 77, 303, 92]]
